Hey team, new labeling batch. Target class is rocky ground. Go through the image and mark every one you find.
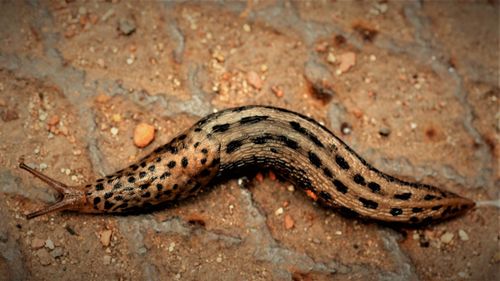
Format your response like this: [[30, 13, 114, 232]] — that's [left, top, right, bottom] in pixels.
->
[[0, 1, 498, 281]]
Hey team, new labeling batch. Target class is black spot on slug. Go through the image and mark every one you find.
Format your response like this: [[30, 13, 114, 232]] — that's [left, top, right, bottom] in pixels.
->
[[141, 192, 151, 198], [322, 167, 333, 178], [139, 183, 150, 190], [96, 178, 104, 183], [181, 157, 189, 168], [113, 182, 122, 190], [114, 195, 123, 201], [367, 182, 381, 193], [104, 192, 113, 199], [412, 207, 423, 213], [93, 197, 101, 205], [353, 174, 365, 185], [424, 194, 436, 201], [95, 183, 104, 191], [252, 135, 271, 145], [168, 161, 176, 168], [394, 192, 412, 200], [127, 176, 136, 183], [201, 148, 208, 154], [277, 135, 299, 150], [194, 128, 202, 132], [335, 155, 350, 170], [155, 157, 162, 163], [308, 151, 322, 167], [319, 191, 332, 201], [104, 201, 114, 210], [140, 161, 147, 168], [431, 205, 442, 211], [333, 179, 348, 194], [270, 148, 278, 153], [390, 208, 403, 216], [139, 171, 147, 178], [239, 115, 269, 125], [130, 164, 139, 171], [200, 158, 207, 164], [178, 134, 187, 141], [359, 197, 378, 209], [212, 123, 230, 133], [194, 142, 200, 148], [226, 140, 243, 154], [289, 121, 324, 148], [148, 165, 156, 172], [160, 172, 171, 180], [156, 184, 163, 191]]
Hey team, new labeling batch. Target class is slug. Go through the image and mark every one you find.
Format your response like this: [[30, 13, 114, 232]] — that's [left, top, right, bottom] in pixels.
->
[[20, 105, 475, 224]]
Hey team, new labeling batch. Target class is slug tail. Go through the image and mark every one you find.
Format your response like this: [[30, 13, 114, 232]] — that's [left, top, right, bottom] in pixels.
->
[[19, 162, 86, 219]]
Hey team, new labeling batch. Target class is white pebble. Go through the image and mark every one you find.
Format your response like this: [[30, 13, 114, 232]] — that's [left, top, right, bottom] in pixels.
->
[[168, 242, 175, 252], [440, 232, 454, 244], [110, 127, 119, 136], [335, 230, 342, 235], [287, 185, 295, 192], [44, 239, 55, 250], [243, 24, 251, 32], [39, 163, 48, 170], [458, 229, 469, 241], [274, 207, 284, 216]]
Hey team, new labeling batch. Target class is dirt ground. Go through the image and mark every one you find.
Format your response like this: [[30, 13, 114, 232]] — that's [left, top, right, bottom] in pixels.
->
[[0, 1, 498, 281]]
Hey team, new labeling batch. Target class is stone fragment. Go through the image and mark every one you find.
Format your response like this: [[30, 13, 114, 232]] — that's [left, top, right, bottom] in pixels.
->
[[133, 123, 155, 148]]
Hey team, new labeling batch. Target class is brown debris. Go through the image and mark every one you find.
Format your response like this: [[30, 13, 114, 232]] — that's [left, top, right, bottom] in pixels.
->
[[352, 22, 378, 42], [284, 214, 295, 230]]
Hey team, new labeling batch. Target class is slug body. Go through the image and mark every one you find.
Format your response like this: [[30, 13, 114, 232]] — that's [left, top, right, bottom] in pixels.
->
[[21, 105, 474, 224]]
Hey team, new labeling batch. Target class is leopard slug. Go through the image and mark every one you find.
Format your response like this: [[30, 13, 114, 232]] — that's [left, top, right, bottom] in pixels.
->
[[20, 105, 475, 224]]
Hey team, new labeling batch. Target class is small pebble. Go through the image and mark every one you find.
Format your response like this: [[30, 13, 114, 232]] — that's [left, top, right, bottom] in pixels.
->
[[36, 249, 52, 266], [168, 242, 175, 252], [100, 230, 112, 247], [110, 127, 119, 136], [458, 229, 469, 241], [275, 207, 284, 216], [216, 256, 222, 263], [39, 163, 48, 170], [379, 127, 391, 137], [45, 239, 55, 250], [338, 52, 356, 73], [133, 123, 155, 148], [287, 185, 295, 192], [31, 238, 45, 249], [284, 214, 295, 230], [327, 52, 336, 64], [335, 230, 342, 235], [118, 18, 136, 36], [242, 24, 251, 32], [50, 247, 64, 258], [247, 71, 263, 90], [440, 232, 454, 244], [341, 122, 352, 135]]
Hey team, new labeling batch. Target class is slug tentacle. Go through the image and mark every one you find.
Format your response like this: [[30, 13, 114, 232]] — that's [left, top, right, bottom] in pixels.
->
[[20, 105, 475, 224], [19, 162, 89, 219]]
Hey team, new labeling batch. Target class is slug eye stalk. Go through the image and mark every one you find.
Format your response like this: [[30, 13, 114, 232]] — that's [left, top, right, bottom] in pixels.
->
[[19, 162, 86, 219]]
